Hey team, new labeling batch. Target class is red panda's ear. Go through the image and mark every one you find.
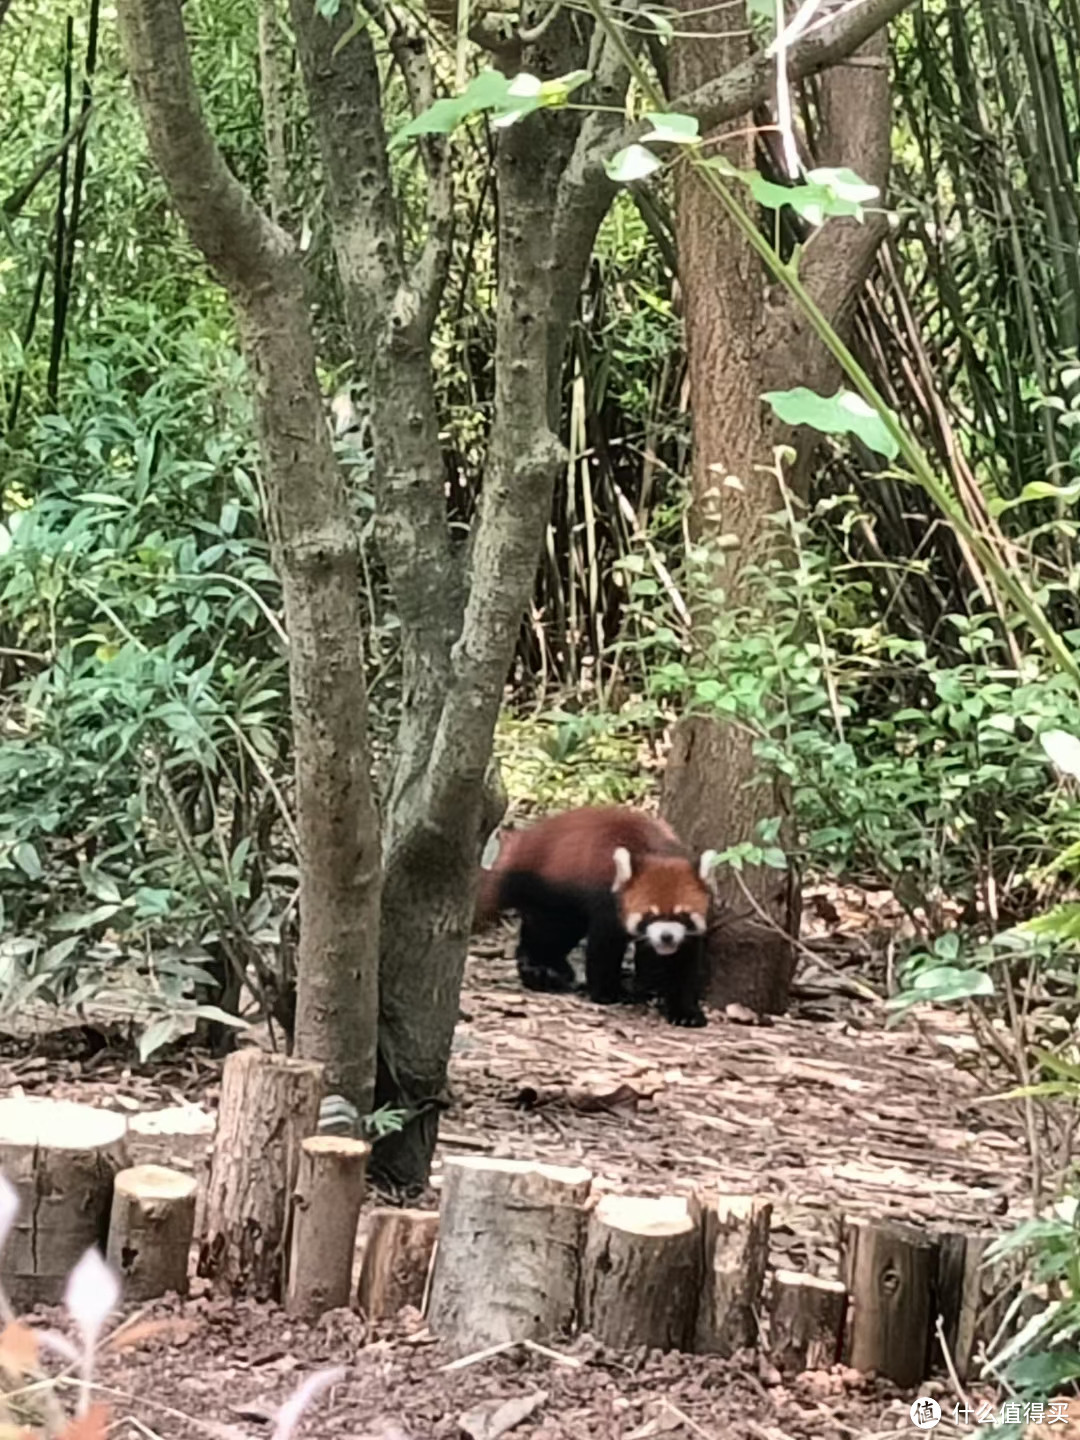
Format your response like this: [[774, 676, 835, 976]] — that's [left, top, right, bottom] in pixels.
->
[[697, 849, 718, 889], [612, 846, 633, 892]]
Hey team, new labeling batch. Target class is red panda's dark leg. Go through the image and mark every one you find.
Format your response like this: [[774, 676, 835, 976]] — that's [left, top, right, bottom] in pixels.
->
[[516, 910, 580, 993], [662, 937, 707, 1027], [584, 914, 630, 1005]]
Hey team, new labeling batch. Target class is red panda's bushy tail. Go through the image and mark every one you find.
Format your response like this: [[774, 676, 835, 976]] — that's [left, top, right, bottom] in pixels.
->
[[472, 863, 503, 932]]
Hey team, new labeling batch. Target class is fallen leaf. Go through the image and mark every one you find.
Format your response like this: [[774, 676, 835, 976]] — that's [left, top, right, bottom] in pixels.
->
[[57, 1404, 111, 1440], [0, 1322, 38, 1375], [105, 1315, 203, 1351], [458, 1389, 548, 1440]]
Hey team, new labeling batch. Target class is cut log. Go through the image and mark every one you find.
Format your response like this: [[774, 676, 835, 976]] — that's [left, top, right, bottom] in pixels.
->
[[694, 1194, 772, 1355], [285, 1135, 370, 1319], [842, 1216, 936, 1388], [0, 1097, 129, 1309], [356, 1207, 440, 1322], [932, 1229, 994, 1381], [581, 1194, 701, 1352], [197, 1048, 324, 1301], [427, 1156, 592, 1355], [769, 1269, 847, 1375], [106, 1164, 197, 1301], [128, 1105, 214, 1238]]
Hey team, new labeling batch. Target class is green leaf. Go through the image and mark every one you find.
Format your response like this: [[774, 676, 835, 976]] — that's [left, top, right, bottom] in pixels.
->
[[1041, 728, 1080, 779], [80, 867, 123, 905], [138, 1016, 185, 1063], [49, 903, 122, 933], [391, 68, 591, 148], [762, 386, 899, 459], [805, 166, 879, 206], [641, 111, 700, 146], [191, 1004, 250, 1030], [605, 144, 663, 183], [746, 0, 777, 20], [1024, 902, 1080, 942], [762, 846, 787, 869], [315, 0, 342, 17], [12, 842, 42, 880], [641, 8, 674, 37]]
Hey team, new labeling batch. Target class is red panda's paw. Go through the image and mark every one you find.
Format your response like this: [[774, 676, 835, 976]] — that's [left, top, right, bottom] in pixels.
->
[[670, 1008, 707, 1028]]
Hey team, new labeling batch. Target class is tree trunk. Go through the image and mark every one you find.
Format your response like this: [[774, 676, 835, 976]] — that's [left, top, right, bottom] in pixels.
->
[[664, 14, 893, 1013], [427, 1156, 592, 1354], [116, 0, 382, 1114], [0, 1098, 129, 1309], [356, 1207, 440, 1322], [285, 1135, 370, 1318], [197, 1049, 324, 1300], [106, 1164, 198, 1301], [580, 1195, 701, 1352]]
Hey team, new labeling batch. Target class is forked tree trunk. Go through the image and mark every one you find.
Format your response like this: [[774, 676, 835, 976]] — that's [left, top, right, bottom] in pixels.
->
[[664, 14, 893, 1013], [116, 0, 382, 1111]]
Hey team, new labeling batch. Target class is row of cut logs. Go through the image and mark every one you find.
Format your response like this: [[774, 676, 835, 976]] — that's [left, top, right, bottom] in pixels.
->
[[0, 1050, 1007, 1391]]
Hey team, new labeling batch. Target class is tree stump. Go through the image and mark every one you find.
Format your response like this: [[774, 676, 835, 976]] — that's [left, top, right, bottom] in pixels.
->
[[285, 1135, 370, 1319], [427, 1156, 592, 1355], [842, 1216, 935, 1388], [933, 1230, 992, 1382], [769, 1269, 848, 1375], [197, 1048, 324, 1301], [356, 1207, 440, 1322], [695, 1194, 772, 1355], [581, 1195, 701, 1352], [0, 1097, 129, 1309], [106, 1164, 197, 1301]]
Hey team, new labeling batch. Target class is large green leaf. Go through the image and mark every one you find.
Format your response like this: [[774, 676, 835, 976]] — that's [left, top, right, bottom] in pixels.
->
[[605, 144, 663, 183], [391, 68, 591, 149], [763, 387, 899, 459]]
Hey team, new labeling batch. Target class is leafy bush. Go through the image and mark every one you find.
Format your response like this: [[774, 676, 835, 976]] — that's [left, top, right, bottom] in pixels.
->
[[0, 311, 291, 1049], [617, 498, 1080, 921]]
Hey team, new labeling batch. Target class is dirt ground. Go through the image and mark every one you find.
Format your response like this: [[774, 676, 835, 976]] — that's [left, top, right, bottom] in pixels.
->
[[0, 888, 1028, 1439]]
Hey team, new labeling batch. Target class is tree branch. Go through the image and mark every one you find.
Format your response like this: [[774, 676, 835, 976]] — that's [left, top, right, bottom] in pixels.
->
[[598, 0, 913, 168], [3, 106, 92, 219], [390, 27, 454, 338], [116, 0, 287, 294]]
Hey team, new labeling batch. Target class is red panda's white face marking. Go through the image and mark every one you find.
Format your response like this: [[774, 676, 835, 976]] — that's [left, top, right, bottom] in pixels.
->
[[611, 847, 711, 957]]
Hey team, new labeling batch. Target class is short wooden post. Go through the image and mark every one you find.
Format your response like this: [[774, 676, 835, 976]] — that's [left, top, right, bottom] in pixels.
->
[[769, 1269, 847, 1375], [0, 1097, 128, 1308], [285, 1135, 370, 1319], [842, 1216, 936, 1387], [427, 1156, 592, 1355], [581, 1195, 701, 1352], [694, 1194, 772, 1355], [356, 1208, 440, 1322], [106, 1164, 197, 1300], [197, 1048, 324, 1301]]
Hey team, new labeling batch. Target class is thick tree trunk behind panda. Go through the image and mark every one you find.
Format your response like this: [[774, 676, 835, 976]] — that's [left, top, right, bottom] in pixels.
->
[[663, 11, 893, 1014]]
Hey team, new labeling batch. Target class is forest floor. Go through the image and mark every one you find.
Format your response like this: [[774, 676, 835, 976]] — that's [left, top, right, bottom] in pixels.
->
[[0, 884, 1031, 1440]]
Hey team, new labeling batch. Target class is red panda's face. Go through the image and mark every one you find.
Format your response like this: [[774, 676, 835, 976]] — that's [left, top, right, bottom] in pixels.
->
[[611, 847, 714, 956]]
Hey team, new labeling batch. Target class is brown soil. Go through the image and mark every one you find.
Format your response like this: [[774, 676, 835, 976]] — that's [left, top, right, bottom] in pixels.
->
[[0, 889, 1025, 1438]]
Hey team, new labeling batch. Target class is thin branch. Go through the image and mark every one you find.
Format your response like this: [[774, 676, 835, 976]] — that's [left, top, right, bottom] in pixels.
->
[[390, 24, 454, 337], [2, 106, 92, 219], [596, 0, 914, 168]]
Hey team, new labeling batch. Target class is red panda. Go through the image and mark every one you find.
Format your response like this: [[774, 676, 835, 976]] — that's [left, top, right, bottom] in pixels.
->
[[475, 806, 716, 1027]]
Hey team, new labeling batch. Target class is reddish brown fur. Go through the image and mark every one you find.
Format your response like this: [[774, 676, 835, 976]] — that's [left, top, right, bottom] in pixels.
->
[[474, 806, 703, 928], [620, 855, 710, 921]]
